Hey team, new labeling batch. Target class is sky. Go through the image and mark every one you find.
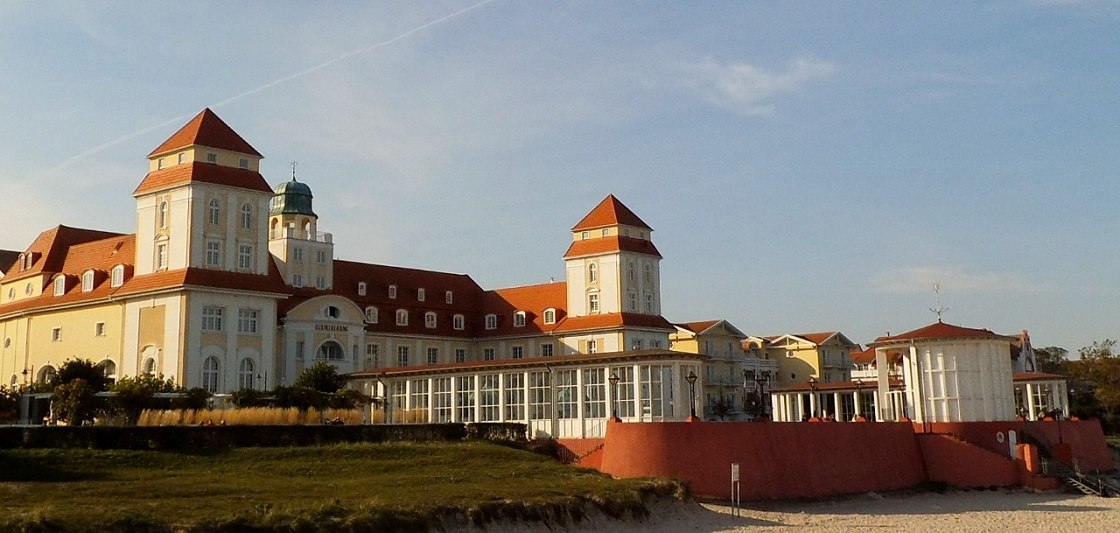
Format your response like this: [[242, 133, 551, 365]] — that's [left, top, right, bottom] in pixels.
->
[[1, 1, 1118, 354]]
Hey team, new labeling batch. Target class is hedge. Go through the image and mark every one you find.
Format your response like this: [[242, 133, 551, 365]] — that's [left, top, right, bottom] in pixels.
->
[[0, 423, 527, 450]]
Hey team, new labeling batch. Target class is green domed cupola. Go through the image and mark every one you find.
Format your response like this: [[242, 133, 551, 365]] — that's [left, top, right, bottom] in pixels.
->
[[270, 177, 316, 217]]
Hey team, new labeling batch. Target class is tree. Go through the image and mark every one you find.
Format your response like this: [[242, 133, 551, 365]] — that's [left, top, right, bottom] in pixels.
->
[[1067, 339, 1120, 431], [109, 374, 179, 424], [51, 358, 112, 392], [0, 385, 21, 423], [51, 378, 99, 425], [293, 362, 344, 394], [1034, 346, 1069, 374]]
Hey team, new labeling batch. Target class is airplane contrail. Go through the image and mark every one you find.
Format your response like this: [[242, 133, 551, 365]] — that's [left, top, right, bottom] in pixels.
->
[[44, 0, 495, 176]]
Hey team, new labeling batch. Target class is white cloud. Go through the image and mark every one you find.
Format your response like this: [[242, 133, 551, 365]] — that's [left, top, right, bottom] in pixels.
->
[[871, 266, 1037, 294], [682, 57, 837, 115]]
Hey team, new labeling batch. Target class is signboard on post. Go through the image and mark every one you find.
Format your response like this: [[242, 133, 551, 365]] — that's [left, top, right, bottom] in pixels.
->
[[731, 463, 741, 515]]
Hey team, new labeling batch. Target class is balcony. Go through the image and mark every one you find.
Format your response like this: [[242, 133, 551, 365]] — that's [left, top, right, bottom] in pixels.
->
[[271, 227, 333, 243]]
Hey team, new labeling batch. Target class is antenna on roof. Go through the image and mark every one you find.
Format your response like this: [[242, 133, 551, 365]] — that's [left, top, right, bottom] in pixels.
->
[[929, 282, 948, 322], [291, 161, 299, 181]]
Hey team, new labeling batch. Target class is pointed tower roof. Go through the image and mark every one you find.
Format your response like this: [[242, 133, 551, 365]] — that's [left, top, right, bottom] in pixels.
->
[[148, 108, 262, 158], [571, 195, 652, 231], [871, 321, 1010, 346]]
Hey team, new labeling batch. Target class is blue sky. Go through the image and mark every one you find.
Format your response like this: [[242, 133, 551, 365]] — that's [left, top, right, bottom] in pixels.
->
[[1, 1, 1118, 353]]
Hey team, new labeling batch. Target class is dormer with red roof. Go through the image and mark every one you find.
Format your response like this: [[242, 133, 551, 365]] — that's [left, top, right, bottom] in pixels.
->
[[133, 109, 273, 277], [564, 195, 662, 318]]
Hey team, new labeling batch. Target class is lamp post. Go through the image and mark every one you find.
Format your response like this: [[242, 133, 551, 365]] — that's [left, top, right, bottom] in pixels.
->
[[853, 378, 863, 420], [686, 371, 698, 419], [756, 371, 769, 417], [742, 369, 753, 417], [609, 373, 620, 419], [808, 376, 819, 419]]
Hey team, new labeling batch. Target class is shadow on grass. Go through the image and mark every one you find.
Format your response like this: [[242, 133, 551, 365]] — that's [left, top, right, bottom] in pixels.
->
[[0, 450, 110, 482]]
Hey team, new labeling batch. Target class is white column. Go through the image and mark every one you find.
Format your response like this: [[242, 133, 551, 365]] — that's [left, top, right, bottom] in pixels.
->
[[1026, 383, 1037, 420], [833, 392, 841, 420], [1058, 381, 1070, 417], [498, 371, 507, 422], [449, 375, 459, 423], [427, 377, 435, 423], [874, 347, 890, 421], [853, 390, 862, 417], [472, 376, 481, 423], [523, 371, 531, 424], [808, 391, 817, 418]]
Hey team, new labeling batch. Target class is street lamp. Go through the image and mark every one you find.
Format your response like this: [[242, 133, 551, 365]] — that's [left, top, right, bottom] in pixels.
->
[[609, 373, 620, 419], [808, 376, 819, 419], [686, 371, 698, 419]]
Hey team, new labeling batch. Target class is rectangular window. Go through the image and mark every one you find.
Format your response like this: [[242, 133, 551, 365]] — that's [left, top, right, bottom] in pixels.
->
[[239, 158, 249, 170], [456, 376, 475, 422], [357, 282, 366, 296], [511, 346, 524, 359], [206, 152, 218, 164], [238, 244, 252, 269], [237, 308, 259, 334], [645, 293, 654, 313], [156, 243, 168, 270], [427, 347, 439, 365], [480, 374, 500, 422], [583, 368, 606, 418], [51, 327, 61, 342], [202, 306, 223, 332], [95, 322, 106, 337], [296, 340, 305, 360], [483, 348, 495, 361], [316, 250, 327, 263], [292, 247, 303, 262], [529, 371, 551, 419], [409, 379, 429, 419], [612, 366, 636, 417], [292, 273, 303, 287], [206, 241, 221, 266], [455, 348, 466, 363], [366, 344, 379, 367], [445, 291, 453, 304], [316, 277, 326, 289], [505, 373, 525, 421], [417, 288, 425, 301], [588, 293, 599, 314], [432, 377, 453, 423], [587, 339, 597, 354], [540, 343, 554, 357], [388, 285, 397, 298], [177, 153, 186, 164], [397, 345, 410, 367], [556, 369, 578, 419]]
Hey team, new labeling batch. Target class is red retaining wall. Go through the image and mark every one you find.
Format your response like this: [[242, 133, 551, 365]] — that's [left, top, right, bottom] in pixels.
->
[[598, 420, 926, 500], [922, 420, 1114, 472], [918, 434, 1019, 487]]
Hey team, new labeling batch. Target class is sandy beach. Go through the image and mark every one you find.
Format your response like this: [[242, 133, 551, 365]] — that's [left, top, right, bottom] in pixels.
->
[[491, 490, 1120, 532]]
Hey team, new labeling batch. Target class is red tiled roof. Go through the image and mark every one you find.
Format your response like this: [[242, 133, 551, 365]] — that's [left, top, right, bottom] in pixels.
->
[[483, 282, 568, 336], [552, 312, 675, 333], [0, 250, 19, 274], [676, 320, 721, 334], [1013, 371, 1066, 382], [133, 163, 273, 196], [872, 321, 1008, 345], [562, 235, 662, 259], [850, 347, 902, 365], [114, 264, 290, 298], [795, 332, 840, 345], [1, 226, 125, 282], [148, 108, 262, 158], [571, 195, 651, 231]]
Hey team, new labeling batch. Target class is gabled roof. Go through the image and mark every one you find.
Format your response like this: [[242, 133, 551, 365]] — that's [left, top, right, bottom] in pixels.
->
[[872, 321, 1010, 346], [1, 226, 124, 282], [148, 108, 262, 158], [562, 236, 661, 259], [114, 264, 290, 298], [766, 331, 856, 348], [571, 195, 651, 231], [674, 319, 747, 338], [133, 163, 274, 196]]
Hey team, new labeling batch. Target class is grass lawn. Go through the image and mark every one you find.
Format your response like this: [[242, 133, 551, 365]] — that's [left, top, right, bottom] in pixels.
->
[[0, 442, 684, 532]]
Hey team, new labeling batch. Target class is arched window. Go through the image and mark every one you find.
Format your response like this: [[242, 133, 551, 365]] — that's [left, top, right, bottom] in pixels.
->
[[513, 311, 526, 327], [240, 203, 253, 229], [627, 261, 635, 281], [98, 360, 117, 384], [238, 358, 255, 390], [38, 365, 57, 384], [82, 271, 95, 292], [208, 199, 221, 225], [365, 306, 378, 323], [642, 263, 652, 283], [158, 201, 168, 228], [453, 314, 465, 330], [543, 308, 556, 325], [357, 282, 367, 296], [53, 276, 66, 296], [317, 341, 345, 361], [111, 265, 125, 287], [485, 314, 497, 330], [143, 357, 156, 375], [425, 312, 437, 328], [396, 309, 408, 326], [324, 306, 341, 319], [587, 263, 597, 283], [202, 357, 220, 392]]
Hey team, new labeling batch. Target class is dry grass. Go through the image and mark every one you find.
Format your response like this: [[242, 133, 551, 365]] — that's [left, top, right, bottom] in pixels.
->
[[392, 408, 429, 424], [136, 407, 364, 426]]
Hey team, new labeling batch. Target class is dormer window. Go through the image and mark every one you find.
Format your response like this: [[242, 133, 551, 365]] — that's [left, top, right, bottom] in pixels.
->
[[396, 309, 408, 326], [417, 288, 425, 302], [453, 314, 465, 330], [581, 231, 590, 240], [513, 311, 526, 327], [543, 308, 556, 325], [485, 314, 497, 330], [445, 291, 453, 304], [388, 285, 397, 299], [157, 157, 165, 170], [111, 265, 125, 288], [53, 276, 66, 296], [365, 306, 378, 323], [425, 312, 437, 328], [82, 271, 94, 292], [357, 282, 367, 296]]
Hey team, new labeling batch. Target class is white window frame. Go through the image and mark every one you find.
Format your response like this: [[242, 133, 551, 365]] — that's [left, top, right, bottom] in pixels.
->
[[425, 312, 437, 329], [365, 306, 378, 323], [388, 285, 397, 299], [202, 306, 224, 332], [82, 271, 94, 292], [206, 240, 221, 267], [453, 314, 465, 330], [156, 242, 168, 270], [396, 309, 408, 326], [111, 265, 124, 287], [417, 288, 425, 301], [427, 347, 439, 365], [357, 282, 367, 296], [53, 277, 66, 296], [238, 244, 253, 270], [511, 346, 524, 359], [95, 322, 106, 337], [240, 203, 253, 229], [543, 308, 556, 325], [513, 311, 526, 327], [445, 291, 453, 304], [397, 345, 410, 367], [588, 293, 600, 314], [237, 308, 259, 334], [208, 199, 221, 224]]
